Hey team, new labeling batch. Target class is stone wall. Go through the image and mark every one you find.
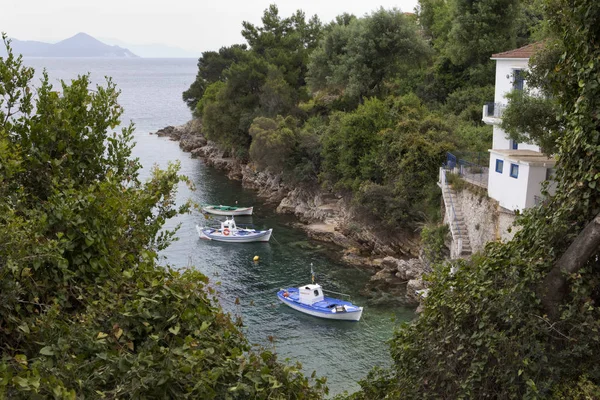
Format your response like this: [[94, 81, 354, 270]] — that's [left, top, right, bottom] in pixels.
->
[[453, 185, 517, 253]]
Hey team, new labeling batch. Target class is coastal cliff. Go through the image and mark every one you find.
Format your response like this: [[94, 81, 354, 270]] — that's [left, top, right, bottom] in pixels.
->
[[153, 120, 427, 306]]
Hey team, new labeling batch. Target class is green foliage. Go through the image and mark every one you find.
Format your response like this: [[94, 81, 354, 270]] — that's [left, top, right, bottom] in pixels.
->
[[248, 115, 323, 184], [242, 4, 322, 92], [307, 8, 430, 103], [287, 116, 324, 183], [182, 44, 249, 110], [348, 0, 600, 397], [515, 0, 548, 45], [452, 120, 493, 156], [259, 67, 296, 117], [551, 375, 600, 399], [201, 53, 270, 152], [443, 85, 494, 123], [445, 0, 519, 69], [0, 36, 326, 399], [320, 97, 396, 190], [420, 224, 450, 266], [501, 90, 561, 154], [499, 42, 564, 156], [417, 0, 453, 50], [445, 171, 468, 192], [194, 80, 225, 118], [196, 6, 322, 154], [249, 115, 298, 172], [320, 95, 453, 228]]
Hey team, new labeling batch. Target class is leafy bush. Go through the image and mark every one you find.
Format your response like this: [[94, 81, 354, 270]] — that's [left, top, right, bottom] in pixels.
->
[[420, 224, 450, 266], [501, 90, 561, 155], [443, 85, 494, 122], [249, 115, 299, 173]]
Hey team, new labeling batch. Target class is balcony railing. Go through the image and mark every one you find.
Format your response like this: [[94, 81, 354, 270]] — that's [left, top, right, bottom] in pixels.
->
[[445, 152, 489, 189], [483, 102, 506, 119]]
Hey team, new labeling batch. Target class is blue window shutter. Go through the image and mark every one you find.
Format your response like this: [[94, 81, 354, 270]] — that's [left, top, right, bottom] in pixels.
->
[[495, 159, 504, 173], [513, 70, 524, 91]]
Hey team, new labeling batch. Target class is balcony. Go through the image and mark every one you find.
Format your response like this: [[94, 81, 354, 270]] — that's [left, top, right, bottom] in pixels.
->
[[482, 102, 506, 125]]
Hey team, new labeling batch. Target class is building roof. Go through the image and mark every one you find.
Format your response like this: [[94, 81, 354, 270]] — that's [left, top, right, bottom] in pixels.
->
[[489, 149, 556, 167], [491, 42, 545, 60]]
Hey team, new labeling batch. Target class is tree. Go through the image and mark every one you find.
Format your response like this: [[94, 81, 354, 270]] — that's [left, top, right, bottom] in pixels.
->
[[194, 6, 322, 153], [445, 0, 519, 69], [0, 36, 326, 398], [501, 42, 564, 155], [501, 89, 561, 155], [249, 115, 298, 172], [307, 9, 430, 103], [201, 53, 271, 153], [242, 4, 322, 91], [320, 95, 453, 228], [320, 97, 395, 190], [182, 44, 248, 111]]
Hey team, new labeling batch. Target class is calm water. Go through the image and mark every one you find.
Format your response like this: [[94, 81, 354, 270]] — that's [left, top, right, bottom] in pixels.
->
[[25, 57, 415, 396]]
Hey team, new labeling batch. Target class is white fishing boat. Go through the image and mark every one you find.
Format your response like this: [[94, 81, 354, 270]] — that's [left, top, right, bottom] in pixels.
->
[[201, 204, 253, 216], [196, 217, 272, 243], [277, 266, 363, 321]]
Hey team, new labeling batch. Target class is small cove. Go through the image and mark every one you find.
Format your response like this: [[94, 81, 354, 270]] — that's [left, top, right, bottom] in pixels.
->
[[26, 57, 415, 396]]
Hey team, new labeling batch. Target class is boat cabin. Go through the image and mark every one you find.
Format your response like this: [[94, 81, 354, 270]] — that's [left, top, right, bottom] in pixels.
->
[[299, 284, 324, 305], [221, 218, 237, 231]]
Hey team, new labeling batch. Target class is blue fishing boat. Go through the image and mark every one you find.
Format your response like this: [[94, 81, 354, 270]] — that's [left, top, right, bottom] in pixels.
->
[[196, 217, 272, 243], [277, 266, 363, 321]]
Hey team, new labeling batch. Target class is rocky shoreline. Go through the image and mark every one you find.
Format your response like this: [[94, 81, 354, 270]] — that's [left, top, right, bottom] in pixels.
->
[[152, 120, 429, 308]]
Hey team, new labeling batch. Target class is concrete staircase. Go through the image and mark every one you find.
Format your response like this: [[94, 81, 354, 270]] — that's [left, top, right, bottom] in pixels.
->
[[439, 168, 472, 257]]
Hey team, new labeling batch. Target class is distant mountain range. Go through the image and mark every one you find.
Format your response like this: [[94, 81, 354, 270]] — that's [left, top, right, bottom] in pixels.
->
[[1, 33, 139, 58], [99, 38, 199, 58]]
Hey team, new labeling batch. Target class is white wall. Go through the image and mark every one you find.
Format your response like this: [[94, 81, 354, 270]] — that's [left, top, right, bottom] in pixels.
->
[[524, 166, 549, 208], [492, 59, 541, 152], [493, 58, 530, 104], [492, 126, 511, 149], [488, 153, 531, 211], [492, 126, 541, 152]]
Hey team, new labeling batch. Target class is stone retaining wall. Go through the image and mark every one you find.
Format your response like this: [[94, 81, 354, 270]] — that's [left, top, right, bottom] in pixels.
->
[[453, 185, 517, 253]]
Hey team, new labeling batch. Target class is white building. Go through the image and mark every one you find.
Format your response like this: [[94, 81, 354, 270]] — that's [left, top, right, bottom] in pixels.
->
[[482, 43, 556, 211]]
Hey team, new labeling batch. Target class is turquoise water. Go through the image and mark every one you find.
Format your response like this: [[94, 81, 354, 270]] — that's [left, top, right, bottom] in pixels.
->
[[25, 57, 415, 396]]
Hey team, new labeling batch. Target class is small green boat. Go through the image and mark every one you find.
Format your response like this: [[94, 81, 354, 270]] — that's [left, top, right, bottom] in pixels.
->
[[201, 205, 253, 216]]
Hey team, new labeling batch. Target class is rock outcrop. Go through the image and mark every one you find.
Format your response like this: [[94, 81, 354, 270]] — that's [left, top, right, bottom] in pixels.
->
[[361, 256, 430, 306], [151, 120, 429, 308]]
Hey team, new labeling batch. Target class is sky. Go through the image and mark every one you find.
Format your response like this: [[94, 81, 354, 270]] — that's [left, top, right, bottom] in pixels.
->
[[1, 0, 419, 54]]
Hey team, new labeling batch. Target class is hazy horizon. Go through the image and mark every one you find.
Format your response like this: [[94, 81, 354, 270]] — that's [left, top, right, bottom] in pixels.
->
[[2, 0, 418, 55]]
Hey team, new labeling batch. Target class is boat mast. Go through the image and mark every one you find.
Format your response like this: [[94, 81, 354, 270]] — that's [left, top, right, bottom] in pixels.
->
[[311, 263, 315, 284]]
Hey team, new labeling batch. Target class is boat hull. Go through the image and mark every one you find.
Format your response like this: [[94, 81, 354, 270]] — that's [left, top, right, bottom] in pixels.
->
[[277, 289, 363, 321], [196, 225, 272, 243], [202, 206, 253, 216]]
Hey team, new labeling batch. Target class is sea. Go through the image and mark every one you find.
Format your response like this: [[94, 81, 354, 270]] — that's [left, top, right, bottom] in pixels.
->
[[23, 57, 415, 396]]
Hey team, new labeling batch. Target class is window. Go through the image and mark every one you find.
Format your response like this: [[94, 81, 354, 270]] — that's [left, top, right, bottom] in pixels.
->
[[314, 290, 319, 297], [510, 163, 519, 178], [512, 140, 519, 149], [495, 159, 504, 173], [546, 168, 555, 181], [513, 69, 525, 91]]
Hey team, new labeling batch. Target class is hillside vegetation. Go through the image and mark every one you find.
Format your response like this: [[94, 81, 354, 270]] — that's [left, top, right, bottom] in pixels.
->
[[183, 2, 540, 229]]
